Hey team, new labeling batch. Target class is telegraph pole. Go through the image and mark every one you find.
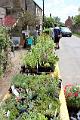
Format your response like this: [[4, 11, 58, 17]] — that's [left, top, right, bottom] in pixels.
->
[[42, 0, 44, 31]]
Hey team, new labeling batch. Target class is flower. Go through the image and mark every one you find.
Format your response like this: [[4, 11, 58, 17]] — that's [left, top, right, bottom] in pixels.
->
[[74, 92, 78, 97], [64, 84, 80, 108], [67, 92, 73, 97]]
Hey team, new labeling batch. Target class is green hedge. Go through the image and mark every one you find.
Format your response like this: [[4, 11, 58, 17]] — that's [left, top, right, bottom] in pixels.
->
[[74, 32, 80, 37]]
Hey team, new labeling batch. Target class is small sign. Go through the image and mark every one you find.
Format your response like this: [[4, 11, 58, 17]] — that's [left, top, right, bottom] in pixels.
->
[[27, 38, 33, 45], [12, 37, 20, 47]]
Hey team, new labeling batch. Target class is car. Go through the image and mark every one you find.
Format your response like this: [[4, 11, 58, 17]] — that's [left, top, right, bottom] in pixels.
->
[[60, 27, 72, 37]]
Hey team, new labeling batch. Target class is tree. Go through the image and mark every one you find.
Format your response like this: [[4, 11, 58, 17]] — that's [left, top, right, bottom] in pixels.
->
[[54, 16, 60, 25], [72, 14, 80, 32], [11, 11, 39, 37], [44, 16, 55, 28], [73, 15, 80, 25], [44, 16, 62, 28], [18, 11, 38, 30]]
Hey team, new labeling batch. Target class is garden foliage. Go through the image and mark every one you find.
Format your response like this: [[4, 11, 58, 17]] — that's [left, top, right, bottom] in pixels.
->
[[23, 34, 59, 68], [0, 26, 10, 76], [0, 33, 60, 120], [64, 84, 80, 108], [1, 74, 60, 120]]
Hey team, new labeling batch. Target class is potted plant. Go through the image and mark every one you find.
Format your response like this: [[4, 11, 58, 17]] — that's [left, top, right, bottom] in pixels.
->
[[23, 34, 59, 74], [64, 84, 80, 119], [1, 74, 61, 120]]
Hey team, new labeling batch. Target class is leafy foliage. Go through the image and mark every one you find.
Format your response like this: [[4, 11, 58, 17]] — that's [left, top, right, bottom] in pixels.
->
[[72, 14, 80, 33], [19, 112, 47, 120], [0, 27, 9, 49], [44, 16, 62, 28], [0, 104, 8, 120], [23, 34, 59, 68], [18, 11, 38, 29], [44, 16, 55, 28], [73, 15, 80, 25], [64, 84, 80, 108], [1, 74, 60, 119], [0, 26, 10, 77]]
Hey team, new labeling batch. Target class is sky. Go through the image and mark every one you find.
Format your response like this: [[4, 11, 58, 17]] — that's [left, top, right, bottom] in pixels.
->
[[34, 0, 80, 23]]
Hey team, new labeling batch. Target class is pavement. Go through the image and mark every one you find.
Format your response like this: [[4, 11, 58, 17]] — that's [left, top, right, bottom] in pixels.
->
[[0, 48, 27, 101], [56, 35, 80, 86]]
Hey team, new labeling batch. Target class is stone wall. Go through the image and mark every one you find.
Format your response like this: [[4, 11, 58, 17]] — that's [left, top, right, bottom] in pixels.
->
[[0, 0, 42, 31], [0, 0, 10, 7], [26, 0, 36, 16]]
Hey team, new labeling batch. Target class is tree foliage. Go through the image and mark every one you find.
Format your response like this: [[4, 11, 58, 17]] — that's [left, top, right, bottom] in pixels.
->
[[44, 16, 55, 28], [54, 17, 60, 24], [73, 15, 80, 25], [11, 11, 39, 36], [18, 11, 38, 29], [44, 16, 62, 28]]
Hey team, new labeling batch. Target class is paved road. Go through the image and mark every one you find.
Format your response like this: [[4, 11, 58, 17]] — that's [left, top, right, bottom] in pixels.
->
[[56, 35, 80, 86]]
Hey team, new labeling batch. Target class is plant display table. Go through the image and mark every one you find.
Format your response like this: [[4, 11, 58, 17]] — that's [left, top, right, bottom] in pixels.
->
[[59, 86, 70, 120], [1, 64, 70, 120], [0, 34, 69, 120], [52, 63, 70, 120], [0, 74, 61, 120]]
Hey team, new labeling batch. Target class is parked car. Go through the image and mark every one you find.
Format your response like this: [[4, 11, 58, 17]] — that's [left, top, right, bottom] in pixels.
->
[[60, 27, 72, 37]]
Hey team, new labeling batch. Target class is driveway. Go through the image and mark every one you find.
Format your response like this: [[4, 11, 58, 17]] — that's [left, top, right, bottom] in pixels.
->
[[56, 35, 80, 86]]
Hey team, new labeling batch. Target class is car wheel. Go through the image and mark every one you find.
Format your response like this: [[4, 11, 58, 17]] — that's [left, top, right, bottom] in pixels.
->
[[69, 35, 72, 37]]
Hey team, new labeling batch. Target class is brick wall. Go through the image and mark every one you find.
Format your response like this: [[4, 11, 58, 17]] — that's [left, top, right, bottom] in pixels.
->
[[65, 16, 73, 29]]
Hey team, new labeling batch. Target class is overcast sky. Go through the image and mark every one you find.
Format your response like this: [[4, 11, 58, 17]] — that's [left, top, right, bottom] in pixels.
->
[[34, 0, 80, 23]]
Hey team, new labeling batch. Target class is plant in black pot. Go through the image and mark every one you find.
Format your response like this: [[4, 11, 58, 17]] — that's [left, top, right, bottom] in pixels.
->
[[64, 84, 80, 120], [22, 34, 59, 74], [1, 74, 61, 120]]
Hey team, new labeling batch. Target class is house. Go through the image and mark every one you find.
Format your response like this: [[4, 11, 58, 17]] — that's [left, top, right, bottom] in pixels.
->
[[65, 16, 73, 29], [20, 0, 42, 32], [34, 1, 42, 32], [0, 7, 6, 25], [0, 0, 42, 31]]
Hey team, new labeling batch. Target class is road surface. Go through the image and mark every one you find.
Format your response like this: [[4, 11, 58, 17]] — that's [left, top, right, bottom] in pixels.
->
[[56, 35, 80, 86]]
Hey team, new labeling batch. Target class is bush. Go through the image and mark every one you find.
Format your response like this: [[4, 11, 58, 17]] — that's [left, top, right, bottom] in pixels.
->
[[0, 26, 10, 77], [74, 32, 80, 36]]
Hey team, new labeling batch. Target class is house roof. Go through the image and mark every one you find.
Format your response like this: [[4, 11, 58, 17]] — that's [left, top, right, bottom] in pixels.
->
[[33, 0, 42, 11]]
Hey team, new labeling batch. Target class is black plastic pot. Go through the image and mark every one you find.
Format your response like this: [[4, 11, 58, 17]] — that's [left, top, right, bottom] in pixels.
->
[[38, 66, 54, 73], [68, 106, 80, 119], [20, 64, 55, 75]]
